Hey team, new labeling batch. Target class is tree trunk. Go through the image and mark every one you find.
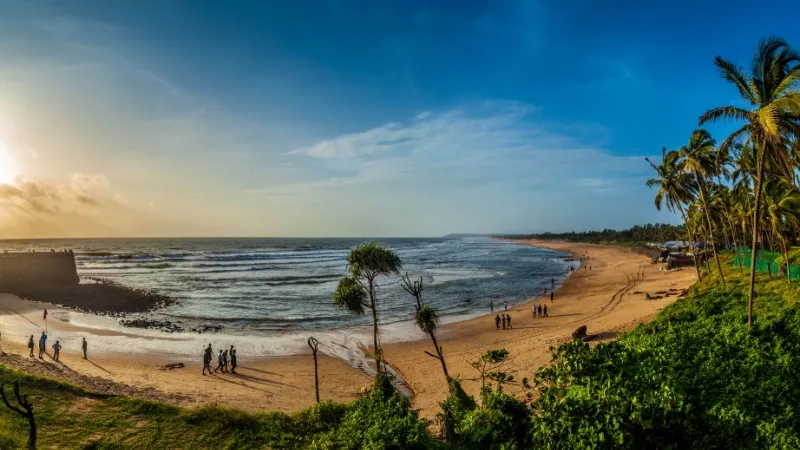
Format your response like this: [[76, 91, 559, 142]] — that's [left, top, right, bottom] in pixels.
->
[[782, 237, 791, 282], [368, 280, 382, 373], [27, 414, 35, 450], [725, 211, 743, 272], [677, 203, 702, 281], [747, 144, 766, 328], [697, 177, 726, 288], [428, 333, 449, 383]]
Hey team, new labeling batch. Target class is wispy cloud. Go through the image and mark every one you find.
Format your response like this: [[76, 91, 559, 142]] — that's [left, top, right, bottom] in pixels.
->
[[260, 102, 651, 197]]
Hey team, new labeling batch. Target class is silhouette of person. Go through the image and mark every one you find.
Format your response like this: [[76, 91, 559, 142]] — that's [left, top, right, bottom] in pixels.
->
[[506, 314, 512, 329], [501, 314, 507, 330], [52, 340, 62, 361], [82, 338, 88, 359], [230, 349, 238, 374], [543, 305, 548, 318], [495, 314, 501, 330], [550, 291, 554, 302], [203, 344, 213, 375], [214, 350, 224, 373], [27, 335, 34, 357]]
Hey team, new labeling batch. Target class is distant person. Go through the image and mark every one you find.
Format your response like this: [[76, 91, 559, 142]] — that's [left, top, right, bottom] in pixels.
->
[[52, 340, 62, 361], [230, 349, 238, 374], [222, 350, 229, 372], [27, 335, 34, 357], [543, 304, 548, 318], [538, 304, 543, 318], [501, 314, 507, 330], [214, 350, 224, 373], [490, 301, 494, 312], [532, 304, 536, 319], [550, 291, 554, 302], [38, 332, 47, 359], [506, 314, 512, 329], [495, 314, 501, 330], [202, 344, 213, 376], [504, 301, 508, 311], [82, 338, 88, 359]]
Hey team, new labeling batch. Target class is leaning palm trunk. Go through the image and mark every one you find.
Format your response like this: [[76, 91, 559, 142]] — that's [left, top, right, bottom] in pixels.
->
[[747, 146, 766, 328], [781, 237, 791, 282], [677, 203, 702, 281], [697, 178, 726, 288]]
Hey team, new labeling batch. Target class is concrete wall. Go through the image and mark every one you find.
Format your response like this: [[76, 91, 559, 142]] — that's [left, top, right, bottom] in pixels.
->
[[0, 252, 79, 286]]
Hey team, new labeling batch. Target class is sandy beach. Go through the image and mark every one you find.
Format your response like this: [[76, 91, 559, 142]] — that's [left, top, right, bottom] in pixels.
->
[[0, 240, 696, 418]]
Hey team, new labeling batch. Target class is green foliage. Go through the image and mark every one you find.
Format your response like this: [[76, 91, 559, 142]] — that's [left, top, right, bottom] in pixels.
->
[[332, 276, 366, 315], [415, 304, 440, 334], [311, 374, 436, 449], [500, 223, 687, 245], [527, 267, 800, 449], [347, 242, 403, 279]]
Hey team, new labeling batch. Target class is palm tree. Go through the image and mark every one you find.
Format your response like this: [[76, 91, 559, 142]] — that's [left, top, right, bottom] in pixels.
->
[[699, 36, 800, 327], [764, 177, 800, 281], [401, 274, 450, 388], [646, 148, 702, 280], [678, 129, 727, 287], [333, 242, 402, 373]]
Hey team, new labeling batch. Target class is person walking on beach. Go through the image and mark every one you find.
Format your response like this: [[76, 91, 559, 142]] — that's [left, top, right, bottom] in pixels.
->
[[503, 301, 508, 311], [490, 301, 494, 312], [543, 304, 548, 318], [38, 331, 47, 359], [214, 350, 224, 373], [538, 304, 543, 318], [495, 314, 501, 330], [550, 291, 554, 302], [82, 338, 88, 359], [501, 314, 507, 330], [202, 344, 213, 375], [230, 349, 238, 374], [222, 349, 229, 372], [506, 314, 512, 329], [532, 304, 536, 319], [27, 335, 34, 357], [52, 340, 62, 361]]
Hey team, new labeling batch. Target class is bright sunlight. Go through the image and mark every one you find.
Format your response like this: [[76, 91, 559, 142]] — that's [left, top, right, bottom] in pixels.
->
[[0, 141, 19, 184]]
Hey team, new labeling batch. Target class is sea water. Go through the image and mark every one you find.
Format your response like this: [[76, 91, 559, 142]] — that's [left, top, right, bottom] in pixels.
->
[[0, 237, 574, 364]]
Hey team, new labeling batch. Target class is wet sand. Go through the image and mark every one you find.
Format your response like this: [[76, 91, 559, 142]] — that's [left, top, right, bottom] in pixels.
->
[[0, 240, 696, 418]]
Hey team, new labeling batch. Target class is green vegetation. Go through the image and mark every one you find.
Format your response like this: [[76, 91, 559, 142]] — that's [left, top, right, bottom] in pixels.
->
[[500, 223, 687, 245], [333, 242, 403, 373]]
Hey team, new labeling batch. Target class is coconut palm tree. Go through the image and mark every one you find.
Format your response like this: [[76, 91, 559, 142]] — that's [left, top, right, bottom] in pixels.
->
[[699, 37, 800, 327], [678, 129, 727, 287], [764, 177, 800, 281], [333, 242, 402, 373], [646, 148, 702, 280]]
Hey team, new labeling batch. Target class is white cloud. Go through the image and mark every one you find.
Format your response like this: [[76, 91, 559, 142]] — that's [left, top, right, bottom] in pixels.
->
[[262, 103, 652, 197]]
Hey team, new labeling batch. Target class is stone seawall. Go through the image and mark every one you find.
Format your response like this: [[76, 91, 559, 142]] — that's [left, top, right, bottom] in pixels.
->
[[0, 251, 79, 286]]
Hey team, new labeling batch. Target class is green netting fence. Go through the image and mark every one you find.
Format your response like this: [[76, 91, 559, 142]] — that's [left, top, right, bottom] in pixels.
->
[[732, 248, 800, 279]]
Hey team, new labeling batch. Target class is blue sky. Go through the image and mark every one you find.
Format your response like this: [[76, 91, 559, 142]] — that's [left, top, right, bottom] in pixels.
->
[[0, 0, 797, 237]]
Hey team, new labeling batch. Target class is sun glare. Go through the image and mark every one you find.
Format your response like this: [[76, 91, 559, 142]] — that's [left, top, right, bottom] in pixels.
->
[[0, 142, 20, 184]]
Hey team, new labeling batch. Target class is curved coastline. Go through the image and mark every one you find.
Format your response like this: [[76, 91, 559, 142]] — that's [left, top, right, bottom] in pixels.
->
[[0, 240, 695, 418]]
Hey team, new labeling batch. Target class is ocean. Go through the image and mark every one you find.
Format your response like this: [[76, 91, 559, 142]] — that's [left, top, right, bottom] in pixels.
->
[[0, 237, 575, 362]]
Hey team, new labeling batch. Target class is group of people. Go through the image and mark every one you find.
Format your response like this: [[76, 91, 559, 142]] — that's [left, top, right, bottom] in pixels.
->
[[495, 313, 513, 330], [26, 332, 88, 361], [202, 344, 238, 375], [532, 304, 548, 318], [488, 301, 511, 312]]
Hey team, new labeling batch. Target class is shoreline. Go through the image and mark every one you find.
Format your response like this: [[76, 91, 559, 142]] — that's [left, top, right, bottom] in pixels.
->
[[0, 240, 696, 417]]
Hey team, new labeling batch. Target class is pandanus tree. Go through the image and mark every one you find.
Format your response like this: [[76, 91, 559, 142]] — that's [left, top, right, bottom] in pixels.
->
[[646, 147, 702, 280], [678, 129, 727, 288], [401, 273, 450, 389], [332, 242, 402, 373], [699, 36, 800, 327], [1, 381, 36, 450]]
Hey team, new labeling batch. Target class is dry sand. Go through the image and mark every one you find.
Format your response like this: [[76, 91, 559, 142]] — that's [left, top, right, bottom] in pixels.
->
[[0, 240, 696, 419]]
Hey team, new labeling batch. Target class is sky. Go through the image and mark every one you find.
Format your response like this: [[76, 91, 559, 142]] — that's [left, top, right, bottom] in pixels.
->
[[0, 0, 798, 238]]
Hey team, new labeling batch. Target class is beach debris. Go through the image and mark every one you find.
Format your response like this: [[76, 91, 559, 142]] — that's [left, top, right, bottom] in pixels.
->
[[160, 363, 184, 371], [572, 325, 588, 341], [120, 319, 184, 333]]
